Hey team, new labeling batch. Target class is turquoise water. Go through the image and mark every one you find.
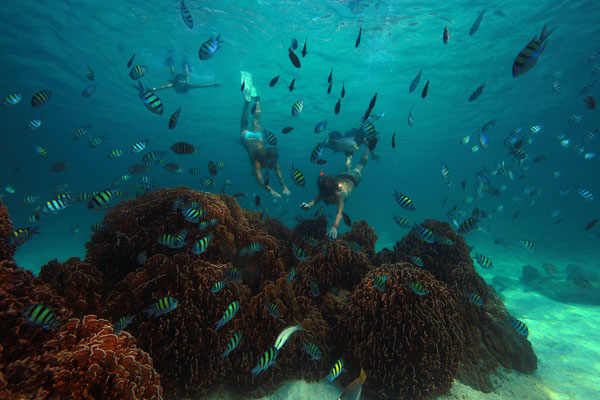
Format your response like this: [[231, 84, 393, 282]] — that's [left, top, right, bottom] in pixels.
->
[[2, 0, 600, 399]]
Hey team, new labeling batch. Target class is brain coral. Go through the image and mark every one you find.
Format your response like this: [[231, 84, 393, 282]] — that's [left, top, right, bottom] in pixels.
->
[[339, 263, 466, 399], [3, 315, 162, 399]]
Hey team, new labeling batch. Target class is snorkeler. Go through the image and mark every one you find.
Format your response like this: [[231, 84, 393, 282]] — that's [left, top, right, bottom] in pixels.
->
[[326, 113, 384, 157], [240, 79, 291, 198], [300, 148, 370, 239], [152, 60, 219, 93]]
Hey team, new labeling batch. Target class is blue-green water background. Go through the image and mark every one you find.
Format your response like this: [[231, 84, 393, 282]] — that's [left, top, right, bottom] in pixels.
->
[[2, 1, 600, 398]]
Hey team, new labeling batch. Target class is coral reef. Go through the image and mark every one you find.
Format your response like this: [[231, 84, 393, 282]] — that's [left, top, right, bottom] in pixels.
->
[[340, 263, 466, 399], [3, 315, 163, 399], [101, 253, 252, 399], [1, 188, 540, 399], [0, 197, 15, 262], [0, 259, 72, 367], [39, 257, 109, 317], [377, 219, 537, 392]]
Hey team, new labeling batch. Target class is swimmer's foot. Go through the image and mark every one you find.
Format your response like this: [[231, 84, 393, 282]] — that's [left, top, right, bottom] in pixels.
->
[[241, 71, 253, 102]]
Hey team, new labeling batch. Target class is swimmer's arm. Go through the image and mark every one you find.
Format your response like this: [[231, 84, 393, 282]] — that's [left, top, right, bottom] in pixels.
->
[[305, 194, 321, 208], [253, 163, 270, 191], [274, 163, 289, 192], [151, 83, 173, 91], [188, 83, 220, 89], [333, 196, 345, 227]]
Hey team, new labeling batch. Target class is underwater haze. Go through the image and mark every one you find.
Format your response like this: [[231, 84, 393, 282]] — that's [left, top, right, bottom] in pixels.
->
[[1, 0, 600, 399]]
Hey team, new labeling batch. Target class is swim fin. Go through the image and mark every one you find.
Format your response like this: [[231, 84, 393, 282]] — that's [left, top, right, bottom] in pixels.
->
[[241, 71, 258, 101]]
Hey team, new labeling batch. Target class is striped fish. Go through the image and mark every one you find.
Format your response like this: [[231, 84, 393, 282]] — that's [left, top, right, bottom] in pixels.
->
[[113, 316, 134, 334], [265, 301, 280, 318], [208, 161, 217, 176], [393, 191, 415, 211], [144, 296, 179, 317], [3, 91, 23, 106], [180, 0, 193, 29], [129, 65, 147, 80], [87, 189, 114, 210], [326, 359, 343, 382], [215, 301, 240, 331], [31, 90, 51, 107], [410, 256, 424, 267], [251, 346, 278, 375], [509, 316, 529, 337], [181, 207, 204, 223], [393, 215, 410, 228], [221, 331, 242, 359], [414, 225, 435, 243], [86, 64, 94, 81], [21, 195, 39, 205], [73, 124, 90, 139], [286, 266, 296, 283], [290, 165, 305, 186], [512, 25, 554, 77], [198, 34, 223, 60], [142, 151, 165, 165], [577, 188, 594, 201], [26, 119, 42, 131], [211, 281, 227, 293], [169, 107, 181, 129], [338, 368, 367, 400], [225, 267, 242, 282], [464, 290, 484, 306], [41, 199, 69, 214], [291, 99, 304, 116], [9, 227, 39, 246], [292, 243, 307, 260], [88, 136, 104, 148], [134, 81, 163, 114], [192, 234, 212, 255], [201, 177, 216, 189], [474, 253, 493, 269], [517, 239, 534, 250], [458, 216, 478, 234], [373, 275, 388, 292], [131, 139, 148, 154], [303, 342, 322, 360], [91, 222, 107, 232], [406, 281, 427, 296], [22, 304, 60, 329], [108, 149, 124, 159]]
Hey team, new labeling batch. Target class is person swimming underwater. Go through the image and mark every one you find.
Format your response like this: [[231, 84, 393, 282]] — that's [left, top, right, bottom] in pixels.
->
[[240, 78, 291, 198], [300, 148, 370, 239], [152, 59, 219, 93], [325, 113, 384, 157]]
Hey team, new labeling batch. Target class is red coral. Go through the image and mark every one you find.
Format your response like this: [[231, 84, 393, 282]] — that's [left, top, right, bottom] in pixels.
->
[[339, 263, 466, 399], [38, 257, 109, 317], [3, 315, 162, 399], [101, 253, 251, 399], [0, 197, 15, 262]]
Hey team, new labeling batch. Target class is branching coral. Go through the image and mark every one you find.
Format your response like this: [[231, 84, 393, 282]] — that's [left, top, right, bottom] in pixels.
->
[[339, 219, 378, 261], [339, 263, 466, 399], [3, 315, 163, 399]]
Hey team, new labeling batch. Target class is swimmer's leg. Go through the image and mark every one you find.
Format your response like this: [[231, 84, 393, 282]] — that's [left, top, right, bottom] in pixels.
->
[[252, 99, 261, 132], [355, 148, 370, 173], [241, 100, 250, 139]]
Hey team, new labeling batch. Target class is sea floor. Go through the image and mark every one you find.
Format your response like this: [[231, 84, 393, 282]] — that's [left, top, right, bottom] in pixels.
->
[[14, 237, 600, 400]]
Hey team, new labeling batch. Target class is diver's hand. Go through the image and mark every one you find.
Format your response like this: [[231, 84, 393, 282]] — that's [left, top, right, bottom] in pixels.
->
[[300, 202, 310, 210], [283, 187, 291, 196], [327, 225, 338, 240], [269, 188, 281, 198]]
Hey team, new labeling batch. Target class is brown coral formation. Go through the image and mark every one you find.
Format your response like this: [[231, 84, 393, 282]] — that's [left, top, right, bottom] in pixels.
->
[[0, 188, 539, 399], [340, 263, 466, 399], [101, 253, 252, 399], [0, 197, 15, 262], [378, 219, 537, 392], [0, 259, 72, 366], [3, 315, 162, 399], [39, 257, 108, 317]]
